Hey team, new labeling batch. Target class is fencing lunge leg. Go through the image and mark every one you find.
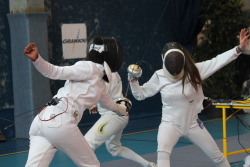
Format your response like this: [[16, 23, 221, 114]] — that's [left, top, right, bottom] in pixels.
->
[[85, 113, 128, 150], [187, 122, 230, 167], [25, 116, 57, 167], [157, 122, 181, 167], [106, 131, 155, 167], [42, 113, 100, 167]]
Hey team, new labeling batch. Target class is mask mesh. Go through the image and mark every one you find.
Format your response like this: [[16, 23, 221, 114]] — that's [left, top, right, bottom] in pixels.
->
[[164, 52, 184, 76]]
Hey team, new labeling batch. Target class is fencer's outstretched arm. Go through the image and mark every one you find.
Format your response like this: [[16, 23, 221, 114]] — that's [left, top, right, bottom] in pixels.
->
[[129, 71, 161, 101], [196, 28, 250, 80], [196, 48, 239, 80], [24, 43, 93, 81]]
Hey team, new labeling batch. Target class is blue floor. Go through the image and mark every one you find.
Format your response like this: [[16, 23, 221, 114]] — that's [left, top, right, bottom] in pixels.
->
[[0, 113, 249, 166]]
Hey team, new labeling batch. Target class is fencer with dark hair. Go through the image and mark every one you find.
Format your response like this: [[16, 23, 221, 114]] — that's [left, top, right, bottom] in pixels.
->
[[23, 36, 131, 167], [127, 28, 250, 167], [85, 72, 157, 167]]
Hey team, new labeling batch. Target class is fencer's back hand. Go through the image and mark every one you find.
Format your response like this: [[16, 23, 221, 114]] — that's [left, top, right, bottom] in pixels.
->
[[115, 104, 127, 116], [239, 28, 250, 49], [24, 42, 39, 61], [115, 98, 132, 116], [88, 105, 98, 114]]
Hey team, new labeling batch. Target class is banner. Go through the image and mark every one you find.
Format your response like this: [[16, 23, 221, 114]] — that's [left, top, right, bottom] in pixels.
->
[[61, 23, 87, 59]]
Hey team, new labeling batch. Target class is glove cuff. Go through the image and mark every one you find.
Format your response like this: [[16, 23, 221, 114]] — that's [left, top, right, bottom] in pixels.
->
[[115, 104, 128, 116]]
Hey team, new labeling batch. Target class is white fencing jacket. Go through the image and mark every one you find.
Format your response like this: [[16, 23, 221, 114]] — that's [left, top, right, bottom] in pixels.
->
[[98, 72, 124, 115], [33, 55, 118, 124]]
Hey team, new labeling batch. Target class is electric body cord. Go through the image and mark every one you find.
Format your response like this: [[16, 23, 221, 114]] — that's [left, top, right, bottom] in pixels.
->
[[3, 97, 68, 129]]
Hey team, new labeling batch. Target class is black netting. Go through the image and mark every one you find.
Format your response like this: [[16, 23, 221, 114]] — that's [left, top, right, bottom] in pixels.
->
[[87, 37, 123, 72], [164, 52, 184, 76]]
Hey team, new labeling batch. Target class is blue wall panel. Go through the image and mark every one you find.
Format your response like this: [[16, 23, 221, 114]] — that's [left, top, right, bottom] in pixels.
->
[[0, 0, 14, 138]]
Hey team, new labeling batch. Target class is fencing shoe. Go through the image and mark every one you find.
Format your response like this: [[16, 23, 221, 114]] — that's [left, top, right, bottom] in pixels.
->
[[147, 162, 157, 167], [244, 155, 250, 167]]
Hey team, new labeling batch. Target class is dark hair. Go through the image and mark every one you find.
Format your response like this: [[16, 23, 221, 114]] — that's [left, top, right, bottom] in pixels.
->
[[181, 46, 202, 91]]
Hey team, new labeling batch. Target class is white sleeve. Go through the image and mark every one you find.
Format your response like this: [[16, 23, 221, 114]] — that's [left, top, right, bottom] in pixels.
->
[[196, 47, 239, 80], [97, 72, 123, 113], [32, 55, 92, 81], [98, 89, 118, 111], [107, 72, 123, 100], [129, 72, 160, 101], [98, 90, 127, 116]]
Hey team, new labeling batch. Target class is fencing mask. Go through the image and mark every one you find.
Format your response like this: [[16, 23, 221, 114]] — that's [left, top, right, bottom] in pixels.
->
[[87, 36, 123, 72], [87, 36, 123, 82], [161, 42, 185, 82]]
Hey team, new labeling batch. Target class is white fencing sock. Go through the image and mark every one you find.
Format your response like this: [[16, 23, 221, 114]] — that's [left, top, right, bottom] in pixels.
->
[[243, 155, 250, 167], [157, 151, 170, 167], [117, 146, 149, 167]]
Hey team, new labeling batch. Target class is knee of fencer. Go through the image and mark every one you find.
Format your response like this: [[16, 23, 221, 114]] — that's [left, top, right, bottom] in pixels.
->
[[157, 145, 172, 154], [157, 151, 170, 161], [105, 144, 122, 156], [210, 152, 226, 164]]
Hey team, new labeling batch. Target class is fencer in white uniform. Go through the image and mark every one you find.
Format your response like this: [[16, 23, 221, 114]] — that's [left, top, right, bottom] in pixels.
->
[[85, 72, 157, 167], [128, 29, 249, 167], [24, 36, 130, 167]]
